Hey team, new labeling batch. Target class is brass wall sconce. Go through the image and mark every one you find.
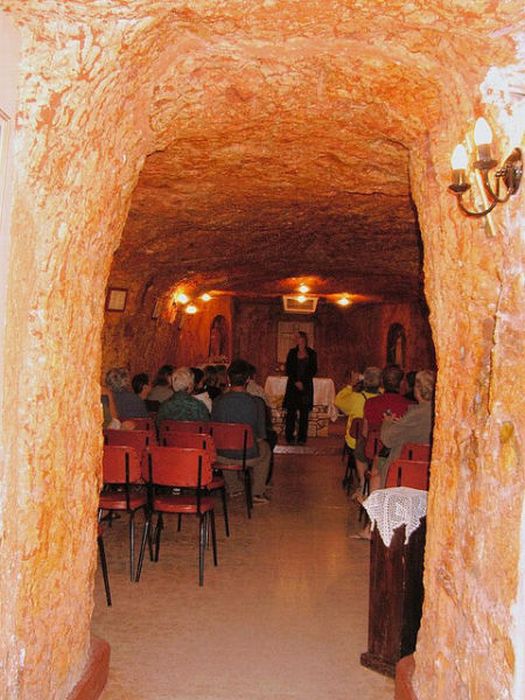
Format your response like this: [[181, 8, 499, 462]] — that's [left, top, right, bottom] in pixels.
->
[[448, 117, 522, 217]]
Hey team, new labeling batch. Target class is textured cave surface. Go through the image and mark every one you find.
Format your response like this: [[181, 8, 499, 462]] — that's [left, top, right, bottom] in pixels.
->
[[1, 2, 524, 700]]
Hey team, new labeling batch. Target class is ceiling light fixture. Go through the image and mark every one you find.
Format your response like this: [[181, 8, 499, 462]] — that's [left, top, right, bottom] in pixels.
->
[[176, 292, 189, 304], [448, 116, 522, 217], [185, 304, 198, 314], [298, 284, 310, 294], [200, 293, 212, 302]]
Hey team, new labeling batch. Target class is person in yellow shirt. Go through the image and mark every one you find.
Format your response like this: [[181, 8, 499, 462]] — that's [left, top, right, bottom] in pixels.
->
[[335, 367, 382, 450], [335, 367, 382, 491]]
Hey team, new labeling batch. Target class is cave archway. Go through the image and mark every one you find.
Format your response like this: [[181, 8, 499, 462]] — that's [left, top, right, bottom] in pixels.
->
[[1, 4, 524, 699]]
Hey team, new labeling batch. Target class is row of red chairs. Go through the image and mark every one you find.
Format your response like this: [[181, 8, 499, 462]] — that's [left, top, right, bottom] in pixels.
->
[[99, 420, 257, 588]]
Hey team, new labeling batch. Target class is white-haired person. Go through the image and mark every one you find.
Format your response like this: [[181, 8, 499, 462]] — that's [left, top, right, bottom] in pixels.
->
[[156, 367, 210, 426], [378, 369, 435, 486]]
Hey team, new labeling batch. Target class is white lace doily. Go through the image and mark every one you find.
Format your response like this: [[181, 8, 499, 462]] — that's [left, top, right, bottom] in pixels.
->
[[363, 487, 427, 547]]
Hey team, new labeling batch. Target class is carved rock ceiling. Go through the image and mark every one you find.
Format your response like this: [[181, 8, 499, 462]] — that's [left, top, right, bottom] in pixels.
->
[[18, 0, 519, 302]]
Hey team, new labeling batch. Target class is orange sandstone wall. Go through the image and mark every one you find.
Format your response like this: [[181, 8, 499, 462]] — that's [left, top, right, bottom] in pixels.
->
[[0, 12, 157, 698], [101, 291, 233, 378], [409, 77, 525, 699]]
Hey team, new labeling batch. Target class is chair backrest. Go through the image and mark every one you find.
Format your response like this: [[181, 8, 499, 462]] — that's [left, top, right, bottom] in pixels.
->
[[104, 428, 157, 451], [158, 419, 211, 436], [399, 442, 431, 461], [128, 417, 154, 431], [147, 446, 213, 489], [384, 458, 430, 490], [162, 431, 217, 461], [364, 426, 383, 461], [103, 445, 143, 484], [209, 422, 255, 453]]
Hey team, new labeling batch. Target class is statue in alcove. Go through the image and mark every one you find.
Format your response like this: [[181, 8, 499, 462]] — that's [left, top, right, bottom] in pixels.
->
[[208, 314, 228, 359], [386, 323, 406, 367]]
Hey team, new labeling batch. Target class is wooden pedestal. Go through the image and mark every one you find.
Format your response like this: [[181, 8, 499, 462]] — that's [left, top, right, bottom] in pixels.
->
[[360, 518, 426, 677]]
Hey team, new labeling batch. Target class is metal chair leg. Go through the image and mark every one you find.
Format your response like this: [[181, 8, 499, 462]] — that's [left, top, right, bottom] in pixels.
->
[[135, 515, 151, 583], [129, 512, 136, 581], [210, 510, 218, 567], [198, 514, 206, 586], [154, 513, 163, 562], [97, 534, 112, 606], [245, 469, 252, 519], [220, 486, 230, 537]]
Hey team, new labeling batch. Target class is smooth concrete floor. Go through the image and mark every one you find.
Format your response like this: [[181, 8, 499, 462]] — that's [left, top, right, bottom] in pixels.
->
[[92, 447, 395, 700]]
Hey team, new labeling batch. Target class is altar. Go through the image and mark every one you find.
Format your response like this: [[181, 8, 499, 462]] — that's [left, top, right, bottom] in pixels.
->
[[264, 376, 338, 437]]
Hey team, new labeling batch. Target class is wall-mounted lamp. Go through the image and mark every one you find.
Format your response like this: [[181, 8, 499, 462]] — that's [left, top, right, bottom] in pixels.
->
[[298, 284, 310, 294], [337, 296, 351, 307], [296, 295, 307, 303], [185, 304, 198, 314], [200, 293, 212, 302], [448, 117, 522, 217]]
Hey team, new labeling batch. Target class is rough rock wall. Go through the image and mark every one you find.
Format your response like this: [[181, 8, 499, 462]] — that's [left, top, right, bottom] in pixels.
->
[[232, 298, 435, 390], [0, 12, 155, 699], [409, 62, 525, 699]]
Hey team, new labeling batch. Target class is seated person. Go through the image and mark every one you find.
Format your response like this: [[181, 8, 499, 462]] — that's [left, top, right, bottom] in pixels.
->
[[246, 363, 272, 407], [334, 369, 365, 416], [105, 367, 149, 421], [148, 364, 174, 403], [190, 367, 212, 413], [132, 373, 151, 400], [211, 359, 271, 504], [156, 367, 210, 425], [204, 365, 222, 400], [338, 367, 382, 489], [101, 387, 120, 429], [380, 369, 435, 486]]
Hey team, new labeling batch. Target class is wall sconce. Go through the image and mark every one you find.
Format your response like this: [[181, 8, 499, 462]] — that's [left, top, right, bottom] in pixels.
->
[[200, 293, 212, 302], [175, 292, 189, 304], [448, 117, 522, 217], [296, 294, 307, 303], [337, 296, 351, 307], [298, 284, 310, 294], [185, 304, 198, 314]]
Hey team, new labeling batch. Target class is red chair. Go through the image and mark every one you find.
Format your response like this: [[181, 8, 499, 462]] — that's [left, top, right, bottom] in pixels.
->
[[104, 428, 157, 453], [364, 425, 383, 461], [97, 525, 112, 606], [158, 419, 211, 438], [399, 443, 431, 461], [99, 445, 150, 582], [139, 446, 218, 586], [162, 432, 229, 537], [209, 422, 255, 519], [128, 417, 155, 432], [384, 458, 430, 490]]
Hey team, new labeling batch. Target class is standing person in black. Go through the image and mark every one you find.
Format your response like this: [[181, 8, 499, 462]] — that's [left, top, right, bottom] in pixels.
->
[[283, 331, 318, 444]]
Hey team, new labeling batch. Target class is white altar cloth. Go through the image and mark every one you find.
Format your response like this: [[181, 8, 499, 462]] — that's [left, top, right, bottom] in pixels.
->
[[264, 376, 338, 421]]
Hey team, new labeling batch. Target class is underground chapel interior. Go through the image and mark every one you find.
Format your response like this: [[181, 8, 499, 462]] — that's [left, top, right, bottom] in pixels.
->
[[0, 3, 524, 699]]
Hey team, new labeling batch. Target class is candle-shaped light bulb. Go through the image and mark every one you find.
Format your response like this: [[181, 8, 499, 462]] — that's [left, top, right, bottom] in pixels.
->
[[451, 144, 468, 187], [474, 117, 493, 163], [474, 117, 493, 146], [451, 144, 468, 171]]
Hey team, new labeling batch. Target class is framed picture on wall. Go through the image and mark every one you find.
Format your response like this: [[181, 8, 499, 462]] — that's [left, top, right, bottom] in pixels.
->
[[105, 288, 128, 312]]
